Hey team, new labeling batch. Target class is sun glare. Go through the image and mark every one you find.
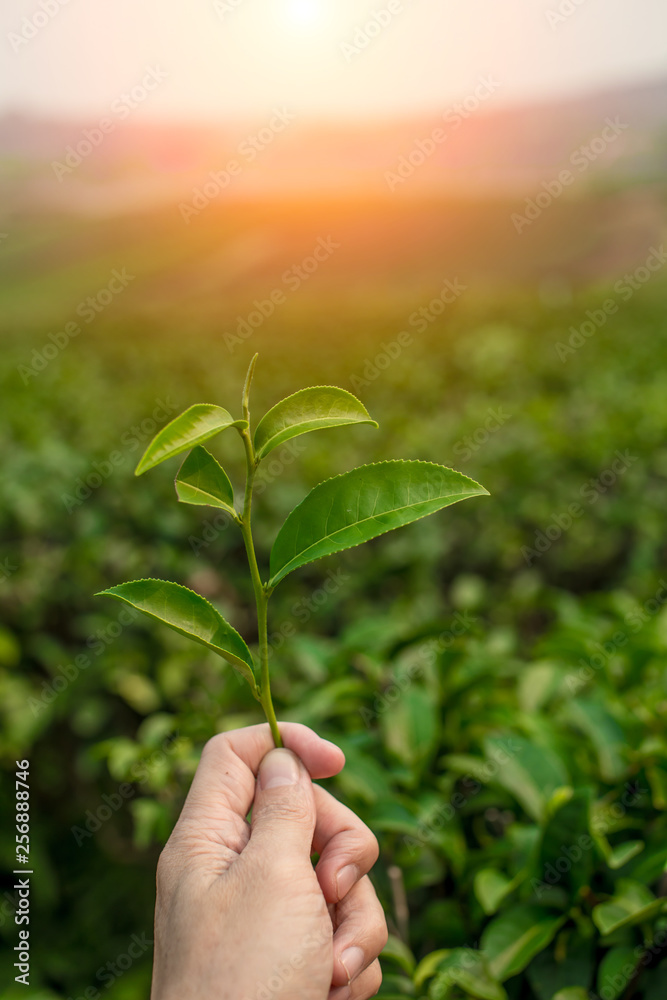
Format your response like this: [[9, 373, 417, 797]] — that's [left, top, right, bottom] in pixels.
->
[[285, 0, 325, 29]]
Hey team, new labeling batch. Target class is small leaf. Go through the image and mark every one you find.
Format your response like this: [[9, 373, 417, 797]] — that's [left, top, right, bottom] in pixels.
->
[[552, 991, 590, 1000], [96, 579, 256, 690], [253, 386, 377, 461], [381, 935, 416, 976], [606, 841, 644, 869], [429, 949, 508, 1000], [135, 404, 246, 475], [627, 844, 667, 885], [415, 950, 450, 990], [474, 869, 515, 916], [269, 460, 489, 587], [175, 446, 236, 514], [647, 765, 667, 810], [592, 879, 667, 936], [481, 905, 565, 982]]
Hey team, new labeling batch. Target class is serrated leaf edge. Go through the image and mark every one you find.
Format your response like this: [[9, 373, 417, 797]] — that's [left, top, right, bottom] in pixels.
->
[[134, 404, 247, 476], [174, 447, 238, 518], [254, 385, 378, 459], [269, 460, 490, 587], [95, 578, 256, 687]]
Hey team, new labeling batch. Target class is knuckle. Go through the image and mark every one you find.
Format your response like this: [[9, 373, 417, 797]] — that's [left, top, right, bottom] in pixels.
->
[[155, 842, 180, 894], [365, 830, 380, 867], [200, 732, 230, 762], [377, 918, 389, 953], [263, 791, 312, 825]]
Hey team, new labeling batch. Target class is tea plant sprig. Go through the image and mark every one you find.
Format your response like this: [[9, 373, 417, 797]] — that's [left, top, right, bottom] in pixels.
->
[[97, 356, 489, 748]]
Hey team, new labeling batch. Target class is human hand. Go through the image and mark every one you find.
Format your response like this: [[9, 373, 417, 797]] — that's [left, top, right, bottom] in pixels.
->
[[151, 723, 387, 1000]]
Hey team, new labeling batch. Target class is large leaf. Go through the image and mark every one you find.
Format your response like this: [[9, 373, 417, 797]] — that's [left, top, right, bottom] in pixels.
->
[[253, 386, 377, 461], [526, 934, 596, 1000], [381, 685, 439, 768], [96, 579, 256, 690], [481, 905, 565, 982], [135, 404, 246, 475], [596, 948, 638, 1000], [175, 446, 236, 514], [269, 460, 489, 587], [561, 698, 628, 783], [429, 949, 507, 1000], [482, 735, 569, 822], [592, 879, 667, 936], [537, 788, 595, 898]]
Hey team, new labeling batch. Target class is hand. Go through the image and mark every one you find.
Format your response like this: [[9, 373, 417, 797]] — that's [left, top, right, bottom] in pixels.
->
[[151, 723, 388, 1000]]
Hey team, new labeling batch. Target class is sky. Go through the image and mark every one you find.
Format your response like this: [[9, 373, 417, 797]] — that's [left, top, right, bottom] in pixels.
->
[[1, 0, 666, 123]]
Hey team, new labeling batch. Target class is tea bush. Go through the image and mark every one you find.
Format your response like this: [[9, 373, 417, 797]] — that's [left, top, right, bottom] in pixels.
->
[[1, 260, 667, 998]]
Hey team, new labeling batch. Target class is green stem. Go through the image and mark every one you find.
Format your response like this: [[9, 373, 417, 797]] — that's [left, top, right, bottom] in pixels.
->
[[238, 425, 282, 749]]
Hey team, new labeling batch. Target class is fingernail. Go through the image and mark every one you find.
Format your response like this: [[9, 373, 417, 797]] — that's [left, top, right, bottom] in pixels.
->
[[335, 863, 358, 901], [340, 946, 364, 984], [259, 749, 301, 790]]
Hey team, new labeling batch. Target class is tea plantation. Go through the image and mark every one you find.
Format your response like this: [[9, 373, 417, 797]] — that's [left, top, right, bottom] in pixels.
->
[[1, 207, 667, 999]]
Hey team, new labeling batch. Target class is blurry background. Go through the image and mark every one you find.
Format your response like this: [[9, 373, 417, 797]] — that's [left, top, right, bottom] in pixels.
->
[[2, 1, 667, 998]]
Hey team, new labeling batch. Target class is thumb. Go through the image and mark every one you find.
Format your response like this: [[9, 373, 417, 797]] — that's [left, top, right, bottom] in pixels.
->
[[249, 748, 316, 862]]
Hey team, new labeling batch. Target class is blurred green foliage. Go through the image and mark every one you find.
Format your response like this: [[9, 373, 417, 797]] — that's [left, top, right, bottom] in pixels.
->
[[1, 225, 667, 999]]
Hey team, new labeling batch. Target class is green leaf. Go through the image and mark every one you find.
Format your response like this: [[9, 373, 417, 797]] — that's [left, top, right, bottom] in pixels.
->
[[526, 934, 596, 1000], [334, 739, 393, 805], [269, 460, 489, 587], [606, 841, 644, 869], [429, 950, 507, 1000], [381, 935, 416, 976], [592, 879, 667, 936], [370, 994, 412, 1000], [596, 947, 638, 1000], [561, 698, 628, 783], [538, 788, 594, 898], [482, 735, 569, 822], [551, 990, 590, 1000], [481, 906, 565, 982], [647, 765, 667, 810], [625, 844, 667, 884], [253, 385, 377, 461], [175, 446, 236, 514], [135, 404, 246, 475], [415, 951, 450, 990], [95, 579, 256, 690], [382, 685, 439, 768], [474, 869, 515, 916]]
